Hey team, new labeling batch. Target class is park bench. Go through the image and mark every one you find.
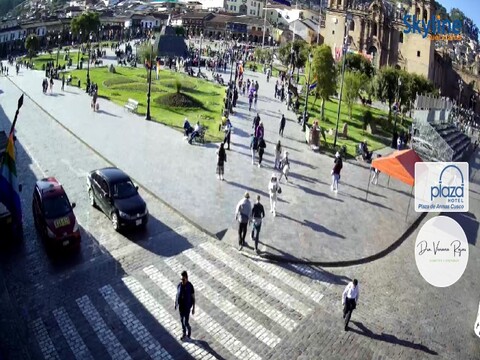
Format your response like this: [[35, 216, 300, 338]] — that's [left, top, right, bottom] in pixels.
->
[[124, 99, 139, 113]]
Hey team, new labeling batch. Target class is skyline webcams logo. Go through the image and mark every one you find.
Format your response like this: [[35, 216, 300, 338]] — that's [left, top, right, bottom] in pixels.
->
[[403, 14, 463, 41], [415, 162, 469, 213]]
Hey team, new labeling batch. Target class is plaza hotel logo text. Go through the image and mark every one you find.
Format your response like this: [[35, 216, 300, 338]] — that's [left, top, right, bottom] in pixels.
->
[[403, 14, 463, 41]]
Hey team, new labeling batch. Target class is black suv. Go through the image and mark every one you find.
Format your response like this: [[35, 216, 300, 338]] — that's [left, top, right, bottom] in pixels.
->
[[87, 167, 148, 231]]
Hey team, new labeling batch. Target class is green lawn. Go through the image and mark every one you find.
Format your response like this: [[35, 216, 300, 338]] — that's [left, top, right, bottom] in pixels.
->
[[66, 67, 226, 142], [304, 96, 411, 157], [25, 52, 74, 68]]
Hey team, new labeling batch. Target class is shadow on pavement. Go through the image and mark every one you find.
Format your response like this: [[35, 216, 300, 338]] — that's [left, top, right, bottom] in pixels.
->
[[278, 213, 345, 239], [294, 183, 343, 202], [225, 180, 289, 203], [96, 109, 119, 117], [122, 214, 194, 257], [350, 321, 438, 355], [342, 181, 387, 198], [348, 193, 393, 211]]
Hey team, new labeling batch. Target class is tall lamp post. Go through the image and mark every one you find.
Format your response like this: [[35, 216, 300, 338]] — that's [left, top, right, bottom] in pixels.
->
[[458, 79, 464, 107], [393, 76, 402, 137], [333, 13, 352, 149], [77, 30, 82, 69], [198, 32, 203, 75], [56, 33, 61, 68], [302, 52, 313, 132], [146, 35, 156, 121], [86, 33, 93, 92]]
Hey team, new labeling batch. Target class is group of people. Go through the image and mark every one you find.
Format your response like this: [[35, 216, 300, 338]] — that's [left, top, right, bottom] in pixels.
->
[[183, 118, 204, 145]]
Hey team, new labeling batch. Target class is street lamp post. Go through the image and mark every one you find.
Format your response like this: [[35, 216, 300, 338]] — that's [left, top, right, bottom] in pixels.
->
[[302, 52, 313, 132], [77, 31, 82, 69], [146, 36, 156, 121], [86, 33, 93, 92], [56, 34, 61, 68], [393, 77, 402, 139], [458, 79, 464, 107], [333, 13, 352, 149], [198, 32, 203, 75]]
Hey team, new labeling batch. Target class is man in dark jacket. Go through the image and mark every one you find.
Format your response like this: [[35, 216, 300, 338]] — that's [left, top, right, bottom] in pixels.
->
[[279, 114, 286, 136], [251, 195, 265, 252], [175, 271, 195, 340]]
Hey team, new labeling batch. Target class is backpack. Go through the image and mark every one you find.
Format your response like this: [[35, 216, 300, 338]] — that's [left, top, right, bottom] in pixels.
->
[[238, 203, 249, 223]]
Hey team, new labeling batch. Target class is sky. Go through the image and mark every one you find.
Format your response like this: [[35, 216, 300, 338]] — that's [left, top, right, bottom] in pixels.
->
[[439, 0, 480, 29]]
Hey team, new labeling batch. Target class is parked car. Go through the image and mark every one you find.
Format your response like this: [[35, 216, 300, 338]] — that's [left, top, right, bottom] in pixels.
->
[[87, 167, 148, 231], [32, 177, 80, 248]]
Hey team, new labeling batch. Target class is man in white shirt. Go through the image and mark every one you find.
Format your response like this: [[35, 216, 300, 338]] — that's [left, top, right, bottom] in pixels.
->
[[342, 279, 359, 331]]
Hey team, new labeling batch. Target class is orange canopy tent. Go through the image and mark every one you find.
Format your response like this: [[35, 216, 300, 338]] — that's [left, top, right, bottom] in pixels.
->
[[371, 149, 423, 186], [366, 149, 423, 220]]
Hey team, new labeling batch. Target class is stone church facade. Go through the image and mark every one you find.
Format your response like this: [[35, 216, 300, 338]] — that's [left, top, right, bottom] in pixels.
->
[[323, 0, 436, 82]]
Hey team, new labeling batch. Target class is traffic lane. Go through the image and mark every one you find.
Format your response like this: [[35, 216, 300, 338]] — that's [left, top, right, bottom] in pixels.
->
[[0, 80, 203, 303]]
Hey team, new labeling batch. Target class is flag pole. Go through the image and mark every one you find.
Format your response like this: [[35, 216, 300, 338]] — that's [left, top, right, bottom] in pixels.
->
[[9, 94, 24, 137], [262, 1, 267, 49]]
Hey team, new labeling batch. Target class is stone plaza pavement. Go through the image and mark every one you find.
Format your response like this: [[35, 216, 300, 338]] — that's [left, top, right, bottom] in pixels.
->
[[3, 60, 419, 263]]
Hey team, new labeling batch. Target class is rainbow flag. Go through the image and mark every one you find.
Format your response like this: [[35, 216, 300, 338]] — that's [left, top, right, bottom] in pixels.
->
[[0, 131, 22, 226]]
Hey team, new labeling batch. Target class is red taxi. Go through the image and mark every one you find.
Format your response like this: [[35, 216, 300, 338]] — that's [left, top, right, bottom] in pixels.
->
[[32, 177, 80, 247]]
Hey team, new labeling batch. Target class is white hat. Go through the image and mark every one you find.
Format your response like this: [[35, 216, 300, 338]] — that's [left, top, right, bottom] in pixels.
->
[[335, 151, 340, 158]]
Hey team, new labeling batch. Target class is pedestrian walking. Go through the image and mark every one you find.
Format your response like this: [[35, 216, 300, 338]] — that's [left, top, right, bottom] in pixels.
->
[[275, 141, 282, 169], [248, 92, 253, 111], [331, 151, 343, 193], [370, 154, 381, 184], [279, 114, 286, 136], [49, 77, 54, 93], [91, 90, 98, 111], [268, 174, 280, 217], [223, 118, 232, 150], [255, 121, 264, 140], [250, 133, 258, 165], [175, 271, 196, 340], [250, 195, 265, 252], [258, 137, 266, 168], [278, 151, 290, 182], [342, 279, 359, 331], [274, 81, 278, 99], [235, 192, 252, 250], [61, 74, 65, 91], [252, 113, 261, 131], [216, 142, 227, 180]]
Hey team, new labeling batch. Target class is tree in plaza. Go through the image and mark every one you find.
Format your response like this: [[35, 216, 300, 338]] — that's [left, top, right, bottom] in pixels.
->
[[311, 44, 337, 120], [374, 66, 399, 119], [402, 72, 435, 113], [343, 53, 374, 78], [70, 12, 101, 41], [343, 71, 368, 120], [254, 48, 273, 64], [25, 34, 40, 61], [138, 43, 157, 81], [278, 39, 308, 74]]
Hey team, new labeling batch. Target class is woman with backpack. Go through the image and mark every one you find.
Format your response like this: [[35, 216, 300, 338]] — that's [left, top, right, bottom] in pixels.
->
[[268, 174, 280, 217]]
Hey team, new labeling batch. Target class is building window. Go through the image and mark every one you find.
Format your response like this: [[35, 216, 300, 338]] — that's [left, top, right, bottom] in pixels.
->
[[417, 50, 421, 57], [251, 1, 254, 5], [372, 23, 377, 37], [399, 32, 403, 43], [332, 30, 335, 34], [349, 20, 355, 31]]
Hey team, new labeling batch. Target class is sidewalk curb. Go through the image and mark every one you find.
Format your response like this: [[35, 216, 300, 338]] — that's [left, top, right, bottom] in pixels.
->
[[6, 76, 221, 242], [258, 212, 428, 267]]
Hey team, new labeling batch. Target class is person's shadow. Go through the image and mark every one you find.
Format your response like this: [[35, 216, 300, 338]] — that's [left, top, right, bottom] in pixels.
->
[[349, 321, 438, 355]]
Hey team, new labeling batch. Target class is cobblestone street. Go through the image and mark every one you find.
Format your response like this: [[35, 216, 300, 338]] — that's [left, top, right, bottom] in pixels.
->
[[0, 56, 479, 360]]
